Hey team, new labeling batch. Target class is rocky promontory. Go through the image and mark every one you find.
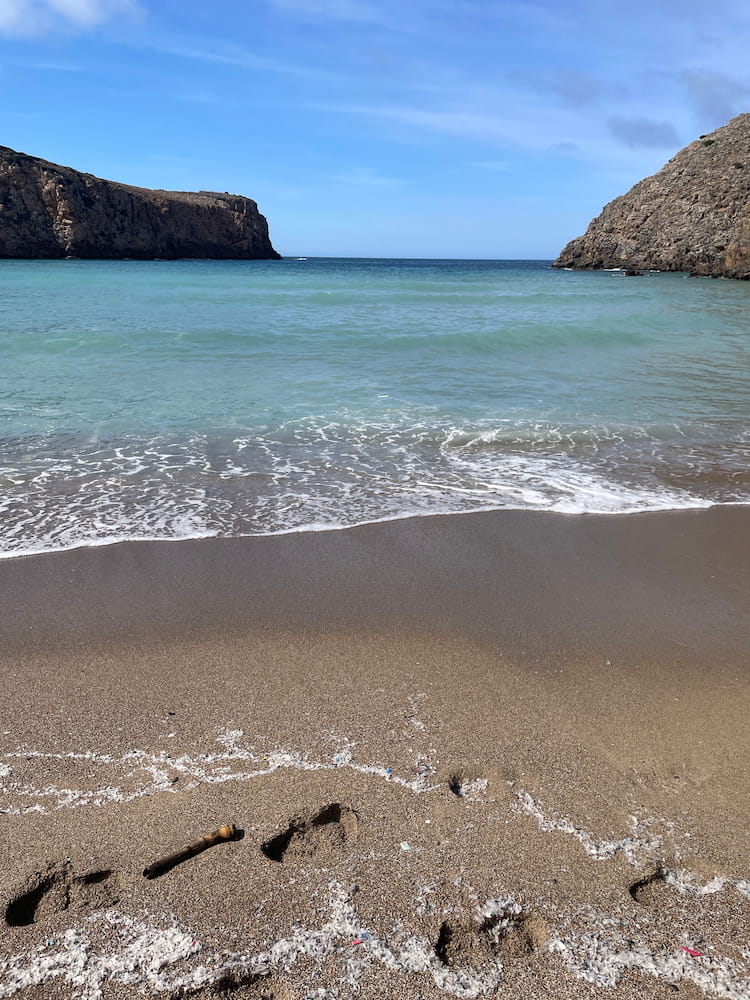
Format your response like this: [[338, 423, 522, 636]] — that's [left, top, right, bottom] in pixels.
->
[[554, 113, 750, 279], [0, 146, 280, 259]]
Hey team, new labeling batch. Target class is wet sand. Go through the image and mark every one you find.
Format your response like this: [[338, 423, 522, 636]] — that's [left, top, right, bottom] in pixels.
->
[[1, 508, 749, 999]]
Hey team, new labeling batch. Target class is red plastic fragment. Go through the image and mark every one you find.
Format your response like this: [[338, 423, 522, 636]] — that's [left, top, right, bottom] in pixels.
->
[[680, 946, 704, 958]]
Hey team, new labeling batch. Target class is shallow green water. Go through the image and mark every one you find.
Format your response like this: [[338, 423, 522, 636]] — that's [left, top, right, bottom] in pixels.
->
[[1, 257, 748, 554]]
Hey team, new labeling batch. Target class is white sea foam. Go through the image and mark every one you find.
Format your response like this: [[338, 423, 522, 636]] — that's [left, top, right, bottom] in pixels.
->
[[5, 729, 750, 909], [511, 789, 670, 864], [550, 926, 750, 999], [1, 411, 745, 558], [511, 789, 750, 905], [0, 728, 437, 816], [0, 885, 511, 1000], [2, 881, 749, 999], [5, 724, 749, 903], [3, 713, 750, 998]]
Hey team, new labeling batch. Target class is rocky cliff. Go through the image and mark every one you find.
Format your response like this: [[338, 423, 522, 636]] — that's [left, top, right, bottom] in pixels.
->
[[0, 146, 280, 259], [554, 113, 750, 279]]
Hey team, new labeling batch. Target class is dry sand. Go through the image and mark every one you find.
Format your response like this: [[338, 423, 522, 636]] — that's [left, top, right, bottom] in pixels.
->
[[1, 508, 749, 999]]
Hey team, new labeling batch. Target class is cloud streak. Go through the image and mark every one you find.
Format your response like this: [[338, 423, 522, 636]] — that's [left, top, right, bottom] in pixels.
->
[[151, 40, 348, 83], [0, 0, 139, 36], [314, 101, 527, 146]]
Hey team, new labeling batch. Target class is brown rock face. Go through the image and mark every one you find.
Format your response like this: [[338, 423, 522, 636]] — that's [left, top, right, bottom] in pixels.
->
[[0, 146, 281, 259], [554, 113, 750, 279]]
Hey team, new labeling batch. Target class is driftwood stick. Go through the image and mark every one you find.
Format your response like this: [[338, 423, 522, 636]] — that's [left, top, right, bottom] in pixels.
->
[[143, 823, 243, 879]]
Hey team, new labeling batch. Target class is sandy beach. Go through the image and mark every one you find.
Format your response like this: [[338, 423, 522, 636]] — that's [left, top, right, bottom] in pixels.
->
[[1, 507, 749, 999]]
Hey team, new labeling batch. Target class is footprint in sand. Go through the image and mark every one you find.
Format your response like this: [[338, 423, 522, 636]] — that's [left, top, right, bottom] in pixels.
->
[[629, 867, 669, 906], [435, 907, 548, 968], [5, 860, 118, 927], [447, 771, 489, 800], [261, 803, 359, 863], [192, 970, 293, 999]]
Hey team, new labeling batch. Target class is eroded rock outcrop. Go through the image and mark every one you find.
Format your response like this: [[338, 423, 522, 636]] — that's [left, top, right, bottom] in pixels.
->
[[0, 146, 280, 259], [554, 113, 750, 279]]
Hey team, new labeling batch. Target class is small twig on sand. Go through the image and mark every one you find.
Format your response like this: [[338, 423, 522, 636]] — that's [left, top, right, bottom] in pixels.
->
[[143, 824, 244, 879]]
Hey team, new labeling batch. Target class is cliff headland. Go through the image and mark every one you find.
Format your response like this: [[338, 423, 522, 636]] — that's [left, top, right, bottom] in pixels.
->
[[0, 146, 280, 260], [554, 113, 750, 279]]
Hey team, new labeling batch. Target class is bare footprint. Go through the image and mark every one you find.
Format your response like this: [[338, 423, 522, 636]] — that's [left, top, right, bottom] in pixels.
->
[[5, 860, 118, 927], [447, 772, 489, 800], [494, 912, 549, 961], [261, 803, 358, 863], [629, 867, 669, 906], [436, 907, 547, 968], [175, 970, 293, 999]]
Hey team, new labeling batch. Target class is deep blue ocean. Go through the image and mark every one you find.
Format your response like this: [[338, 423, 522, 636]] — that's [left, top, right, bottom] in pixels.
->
[[1, 257, 748, 556]]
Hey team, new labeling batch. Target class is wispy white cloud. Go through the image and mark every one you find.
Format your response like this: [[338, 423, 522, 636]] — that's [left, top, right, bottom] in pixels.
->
[[0, 0, 139, 36], [315, 102, 520, 145], [152, 41, 344, 83], [311, 94, 687, 193], [2, 57, 83, 69], [313, 98, 599, 156]]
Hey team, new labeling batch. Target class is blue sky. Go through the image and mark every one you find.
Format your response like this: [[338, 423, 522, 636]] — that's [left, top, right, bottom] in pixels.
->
[[2, 0, 750, 258]]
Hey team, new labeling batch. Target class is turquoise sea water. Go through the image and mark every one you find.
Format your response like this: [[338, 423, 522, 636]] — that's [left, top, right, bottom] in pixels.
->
[[1, 257, 749, 556]]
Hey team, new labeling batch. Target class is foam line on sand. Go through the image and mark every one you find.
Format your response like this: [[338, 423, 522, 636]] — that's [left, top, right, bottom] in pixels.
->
[[0, 729, 437, 817], [3, 883, 750, 1000]]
